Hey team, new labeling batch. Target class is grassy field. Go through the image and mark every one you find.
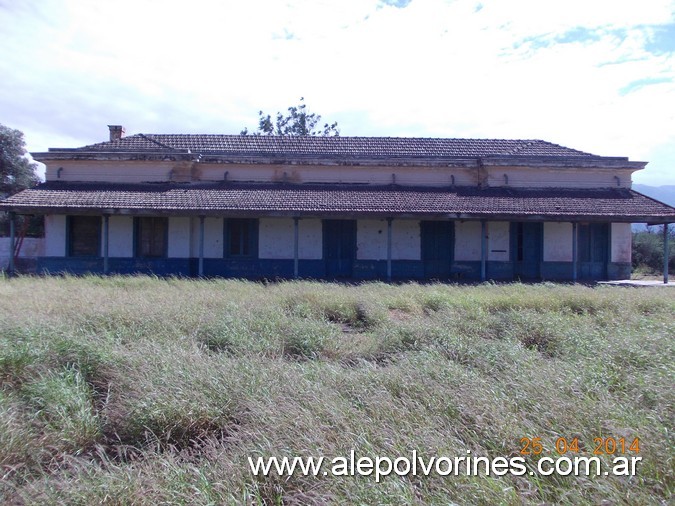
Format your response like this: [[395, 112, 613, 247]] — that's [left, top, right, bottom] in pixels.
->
[[0, 276, 673, 505]]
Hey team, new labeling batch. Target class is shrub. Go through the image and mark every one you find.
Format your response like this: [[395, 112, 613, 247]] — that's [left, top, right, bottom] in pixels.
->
[[632, 228, 675, 274]]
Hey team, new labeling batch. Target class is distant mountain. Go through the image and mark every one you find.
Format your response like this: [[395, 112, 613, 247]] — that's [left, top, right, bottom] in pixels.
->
[[632, 184, 675, 207], [631, 185, 675, 231]]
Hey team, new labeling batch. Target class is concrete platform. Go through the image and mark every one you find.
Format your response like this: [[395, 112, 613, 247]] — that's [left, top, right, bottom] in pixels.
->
[[598, 279, 674, 287]]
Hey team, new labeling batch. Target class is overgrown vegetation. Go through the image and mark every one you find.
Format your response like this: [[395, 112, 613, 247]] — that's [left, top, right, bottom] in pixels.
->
[[632, 227, 675, 276], [0, 277, 673, 504]]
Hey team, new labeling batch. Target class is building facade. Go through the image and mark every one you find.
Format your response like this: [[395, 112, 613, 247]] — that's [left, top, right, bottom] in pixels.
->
[[2, 127, 674, 281]]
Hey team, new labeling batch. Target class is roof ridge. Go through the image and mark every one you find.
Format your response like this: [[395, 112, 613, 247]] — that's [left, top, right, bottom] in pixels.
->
[[138, 134, 535, 141]]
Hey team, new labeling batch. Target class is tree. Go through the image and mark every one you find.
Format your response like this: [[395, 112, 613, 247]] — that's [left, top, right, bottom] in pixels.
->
[[241, 97, 339, 136], [1, 124, 39, 198], [632, 226, 675, 275], [1, 124, 41, 238]]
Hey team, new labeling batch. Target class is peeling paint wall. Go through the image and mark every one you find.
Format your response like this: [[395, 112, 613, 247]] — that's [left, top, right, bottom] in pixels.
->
[[46, 159, 637, 190], [611, 223, 632, 263], [487, 222, 510, 261], [45, 215, 67, 256], [46, 160, 479, 186], [543, 222, 573, 262], [486, 167, 634, 189], [168, 217, 191, 258], [258, 218, 322, 259], [356, 219, 420, 260], [455, 221, 482, 261], [108, 217, 133, 257]]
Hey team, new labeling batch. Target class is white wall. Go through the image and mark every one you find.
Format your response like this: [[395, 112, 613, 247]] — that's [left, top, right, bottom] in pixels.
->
[[356, 220, 421, 260], [168, 217, 191, 258], [356, 220, 386, 260], [486, 167, 634, 189], [46, 159, 478, 187], [45, 215, 67, 256], [189, 217, 224, 258], [393, 220, 421, 260], [487, 222, 510, 261], [108, 216, 133, 257], [46, 159, 637, 190], [259, 218, 294, 259], [611, 223, 632, 263], [258, 218, 322, 260], [0, 238, 45, 269], [455, 221, 482, 261], [299, 219, 322, 259], [543, 222, 573, 262], [455, 221, 509, 261]]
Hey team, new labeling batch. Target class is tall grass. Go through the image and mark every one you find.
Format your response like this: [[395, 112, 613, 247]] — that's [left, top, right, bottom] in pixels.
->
[[0, 276, 673, 504]]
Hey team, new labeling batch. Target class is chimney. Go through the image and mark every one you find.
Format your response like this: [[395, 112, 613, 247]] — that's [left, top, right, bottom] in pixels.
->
[[108, 125, 125, 142]]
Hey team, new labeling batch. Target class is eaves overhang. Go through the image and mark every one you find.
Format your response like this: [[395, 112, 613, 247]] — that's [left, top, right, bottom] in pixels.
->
[[3, 183, 674, 223], [1, 205, 672, 224]]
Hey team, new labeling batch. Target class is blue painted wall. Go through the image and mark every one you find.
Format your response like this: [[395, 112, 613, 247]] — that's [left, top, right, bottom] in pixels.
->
[[33, 257, 628, 281]]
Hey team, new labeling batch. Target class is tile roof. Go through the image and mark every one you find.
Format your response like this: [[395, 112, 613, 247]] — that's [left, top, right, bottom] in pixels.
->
[[65, 134, 602, 159], [3, 183, 674, 222]]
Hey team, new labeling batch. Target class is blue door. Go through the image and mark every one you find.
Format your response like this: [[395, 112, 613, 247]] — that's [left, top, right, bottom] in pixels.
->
[[421, 221, 454, 279], [324, 220, 356, 278], [512, 222, 542, 280], [578, 223, 609, 280]]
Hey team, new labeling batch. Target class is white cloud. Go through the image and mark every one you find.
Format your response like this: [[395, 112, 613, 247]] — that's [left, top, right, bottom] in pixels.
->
[[0, 0, 673, 184]]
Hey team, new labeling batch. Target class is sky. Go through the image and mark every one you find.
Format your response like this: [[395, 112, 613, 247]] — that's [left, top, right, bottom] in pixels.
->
[[1, 0, 674, 185]]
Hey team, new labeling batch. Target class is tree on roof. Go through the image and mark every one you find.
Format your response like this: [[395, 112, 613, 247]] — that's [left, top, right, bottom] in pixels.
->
[[1, 124, 39, 198], [241, 97, 339, 136]]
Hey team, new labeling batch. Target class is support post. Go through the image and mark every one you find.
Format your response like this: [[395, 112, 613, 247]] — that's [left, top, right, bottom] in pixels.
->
[[198, 216, 205, 278], [102, 214, 110, 275], [480, 220, 487, 282], [572, 222, 578, 283], [8, 212, 16, 276], [386, 218, 393, 282], [293, 217, 299, 279], [664, 223, 670, 284]]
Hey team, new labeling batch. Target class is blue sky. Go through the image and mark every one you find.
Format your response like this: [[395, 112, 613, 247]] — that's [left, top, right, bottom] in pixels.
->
[[1, 0, 673, 184]]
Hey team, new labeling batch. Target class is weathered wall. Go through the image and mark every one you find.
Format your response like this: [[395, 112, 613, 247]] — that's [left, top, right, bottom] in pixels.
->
[[46, 159, 476, 186], [356, 220, 421, 260], [259, 218, 294, 259], [393, 220, 421, 260], [45, 215, 67, 256], [611, 222, 632, 263], [0, 238, 45, 269], [455, 221, 482, 261], [189, 217, 224, 258], [485, 167, 634, 189], [109, 216, 133, 257], [168, 217, 191, 258], [487, 222, 509, 261], [258, 218, 322, 260], [46, 159, 636, 190], [543, 222, 573, 262], [454, 221, 510, 261]]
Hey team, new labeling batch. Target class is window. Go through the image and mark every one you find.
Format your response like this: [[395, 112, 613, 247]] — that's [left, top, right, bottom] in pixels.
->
[[136, 217, 168, 258], [68, 216, 100, 257], [226, 219, 257, 257]]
